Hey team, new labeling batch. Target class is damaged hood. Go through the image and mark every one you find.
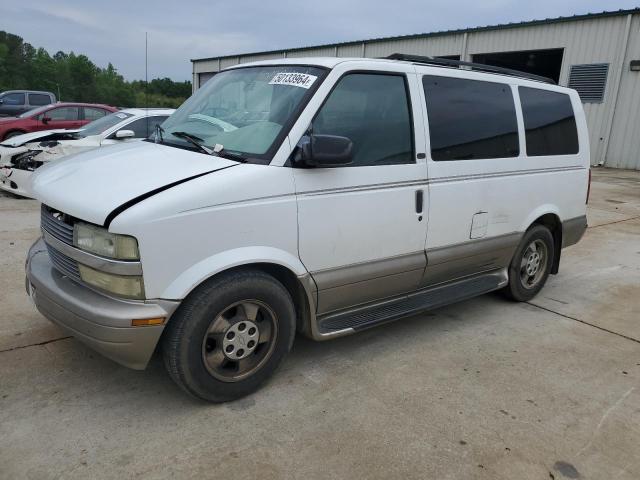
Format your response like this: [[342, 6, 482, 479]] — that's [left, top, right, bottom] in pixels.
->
[[31, 141, 237, 225], [0, 145, 28, 165], [0, 129, 82, 147], [26, 135, 103, 161]]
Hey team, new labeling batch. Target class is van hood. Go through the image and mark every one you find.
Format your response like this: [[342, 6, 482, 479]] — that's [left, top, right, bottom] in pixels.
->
[[31, 141, 237, 225], [0, 129, 82, 147]]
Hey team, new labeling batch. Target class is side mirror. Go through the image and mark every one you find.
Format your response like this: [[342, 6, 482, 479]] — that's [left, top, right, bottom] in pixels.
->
[[0, 99, 4, 104], [115, 129, 135, 139], [296, 134, 353, 167], [41, 116, 51, 124]]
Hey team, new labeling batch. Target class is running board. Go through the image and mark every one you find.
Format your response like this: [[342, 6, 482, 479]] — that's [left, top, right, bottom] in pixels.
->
[[317, 270, 507, 334]]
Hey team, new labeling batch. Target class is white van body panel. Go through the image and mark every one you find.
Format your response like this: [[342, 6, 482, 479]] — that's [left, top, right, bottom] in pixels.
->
[[26, 57, 591, 372], [108, 163, 300, 299], [285, 61, 430, 312], [415, 65, 589, 254], [31, 141, 235, 225]]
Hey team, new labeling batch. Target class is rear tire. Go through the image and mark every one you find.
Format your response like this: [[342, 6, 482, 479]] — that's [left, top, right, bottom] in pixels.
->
[[503, 225, 554, 302], [162, 269, 296, 402]]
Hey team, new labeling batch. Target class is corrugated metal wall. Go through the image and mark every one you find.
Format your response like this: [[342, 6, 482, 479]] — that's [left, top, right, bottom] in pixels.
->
[[606, 14, 640, 169], [192, 12, 640, 169], [363, 34, 464, 58]]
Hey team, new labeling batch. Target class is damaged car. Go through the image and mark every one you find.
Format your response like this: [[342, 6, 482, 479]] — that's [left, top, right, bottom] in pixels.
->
[[0, 108, 174, 197]]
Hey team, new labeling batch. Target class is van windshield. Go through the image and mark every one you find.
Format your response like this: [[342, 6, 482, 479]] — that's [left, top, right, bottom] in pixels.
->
[[160, 65, 326, 162]]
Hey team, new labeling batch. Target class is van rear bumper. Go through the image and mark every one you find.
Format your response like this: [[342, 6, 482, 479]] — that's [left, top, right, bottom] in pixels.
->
[[562, 215, 588, 248], [26, 238, 180, 370]]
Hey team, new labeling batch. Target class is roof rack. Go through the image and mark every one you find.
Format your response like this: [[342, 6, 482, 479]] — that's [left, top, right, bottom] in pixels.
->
[[385, 53, 555, 84]]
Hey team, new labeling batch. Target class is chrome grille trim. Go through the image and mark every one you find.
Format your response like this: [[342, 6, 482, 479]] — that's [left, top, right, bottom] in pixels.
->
[[41, 205, 74, 245], [46, 244, 81, 283]]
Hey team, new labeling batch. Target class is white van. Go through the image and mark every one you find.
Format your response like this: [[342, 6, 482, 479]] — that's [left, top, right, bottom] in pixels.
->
[[26, 55, 589, 401]]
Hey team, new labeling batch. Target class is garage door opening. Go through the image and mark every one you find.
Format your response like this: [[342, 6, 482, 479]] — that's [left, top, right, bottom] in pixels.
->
[[472, 48, 564, 83]]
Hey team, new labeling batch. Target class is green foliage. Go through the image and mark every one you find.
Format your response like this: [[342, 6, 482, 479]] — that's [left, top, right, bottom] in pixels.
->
[[0, 31, 190, 108]]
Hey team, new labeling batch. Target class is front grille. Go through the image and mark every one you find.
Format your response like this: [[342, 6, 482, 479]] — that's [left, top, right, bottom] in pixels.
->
[[46, 244, 82, 283], [41, 205, 74, 245]]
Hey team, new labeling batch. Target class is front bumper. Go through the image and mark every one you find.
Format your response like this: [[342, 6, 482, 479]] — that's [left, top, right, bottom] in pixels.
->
[[26, 238, 180, 369], [0, 167, 33, 198]]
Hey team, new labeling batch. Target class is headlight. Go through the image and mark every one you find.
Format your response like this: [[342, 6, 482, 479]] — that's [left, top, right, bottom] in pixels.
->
[[78, 264, 145, 299], [74, 222, 139, 260]]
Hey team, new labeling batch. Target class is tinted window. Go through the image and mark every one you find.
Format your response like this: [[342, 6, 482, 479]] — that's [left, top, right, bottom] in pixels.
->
[[28, 93, 51, 106], [519, 87, 579, 156], [423, 76, 519, 161], [121, 116, 169, 138], [313, 74, 413, 166], [2, 93, 25, 105], [45, 107, 79, 121], [84, 107, 109, 121]]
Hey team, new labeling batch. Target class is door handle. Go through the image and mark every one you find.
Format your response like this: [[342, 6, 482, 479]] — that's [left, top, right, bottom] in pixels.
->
[[415, 189, 424, 214]]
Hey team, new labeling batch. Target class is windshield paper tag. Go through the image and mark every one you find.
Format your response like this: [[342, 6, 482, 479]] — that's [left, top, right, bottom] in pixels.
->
[[269, 72, 318, 89]]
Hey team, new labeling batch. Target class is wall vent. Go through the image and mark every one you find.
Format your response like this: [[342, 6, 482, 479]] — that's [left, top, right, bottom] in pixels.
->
[[567, 63, 609, 103]]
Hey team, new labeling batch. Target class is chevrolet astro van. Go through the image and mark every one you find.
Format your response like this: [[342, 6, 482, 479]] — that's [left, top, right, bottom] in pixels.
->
[[26, 55, 589, 401]]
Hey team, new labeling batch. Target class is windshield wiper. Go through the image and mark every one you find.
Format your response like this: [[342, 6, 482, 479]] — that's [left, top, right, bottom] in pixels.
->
[[171, 131, 214, 155], [170, 130, 248, 163], [214, 148, 248, 163]]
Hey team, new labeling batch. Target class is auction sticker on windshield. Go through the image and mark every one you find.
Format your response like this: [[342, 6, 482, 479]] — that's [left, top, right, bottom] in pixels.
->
[[269, 72, 318, 89]]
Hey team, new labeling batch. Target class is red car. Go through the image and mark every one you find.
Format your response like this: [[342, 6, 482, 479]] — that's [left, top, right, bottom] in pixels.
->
[[0, 102, 118, 141]]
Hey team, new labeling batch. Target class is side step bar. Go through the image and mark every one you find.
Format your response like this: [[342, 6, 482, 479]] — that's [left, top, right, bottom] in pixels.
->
[[317, 270, 507, 334]]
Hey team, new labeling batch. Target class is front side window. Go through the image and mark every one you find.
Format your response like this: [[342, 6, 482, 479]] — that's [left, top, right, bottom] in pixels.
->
[[312, 73, 414, 166], [519, 87, 579, 156], [423, 75, 519, 161], [44, 107, 79, 121], [2, 93, 25, 105], [29, 93, 51, 106], [20, 105, 51, 118], [161, 65, 327, 161]]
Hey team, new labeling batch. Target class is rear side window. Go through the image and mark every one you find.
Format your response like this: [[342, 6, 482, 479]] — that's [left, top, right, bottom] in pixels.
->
[[313, 73, 414, 166], [519, 87, 579, 156], [422, 76, 519, 161], [28, 93, 51, 106], [84, 107, 109, 121]]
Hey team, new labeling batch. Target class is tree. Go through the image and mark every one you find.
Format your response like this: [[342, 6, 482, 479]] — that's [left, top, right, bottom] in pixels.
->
[[0, 31, 191, 107]]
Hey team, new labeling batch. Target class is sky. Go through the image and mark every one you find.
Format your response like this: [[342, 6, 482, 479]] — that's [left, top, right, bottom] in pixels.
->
[[1, 1, 638, 82]]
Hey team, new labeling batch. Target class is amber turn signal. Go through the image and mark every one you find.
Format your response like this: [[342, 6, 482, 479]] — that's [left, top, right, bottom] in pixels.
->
[[131, 317, 165, 327]]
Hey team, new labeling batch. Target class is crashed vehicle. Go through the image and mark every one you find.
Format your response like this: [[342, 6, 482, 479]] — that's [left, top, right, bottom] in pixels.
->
[[0, 108, 174, 197]]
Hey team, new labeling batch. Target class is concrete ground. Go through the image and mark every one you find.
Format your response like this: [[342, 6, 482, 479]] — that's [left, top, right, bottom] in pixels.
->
[[1, 168, 639, 480]]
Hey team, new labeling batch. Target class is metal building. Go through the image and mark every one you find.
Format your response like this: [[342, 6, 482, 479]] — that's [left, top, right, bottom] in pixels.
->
[[191, 9, 640, 169]]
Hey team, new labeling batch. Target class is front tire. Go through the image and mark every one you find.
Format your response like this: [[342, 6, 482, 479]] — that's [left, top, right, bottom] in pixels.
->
[[162, 269, 296, 402], [503, 225, 554, 302]]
